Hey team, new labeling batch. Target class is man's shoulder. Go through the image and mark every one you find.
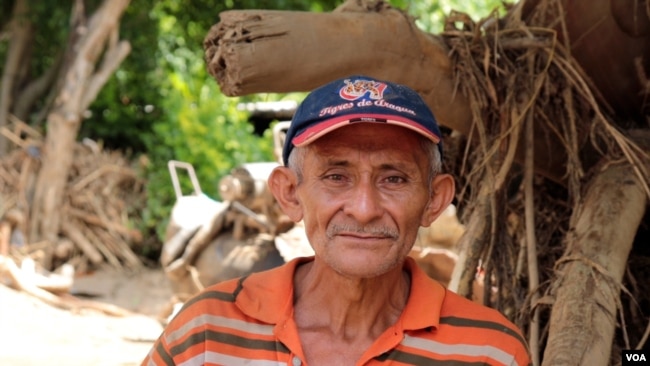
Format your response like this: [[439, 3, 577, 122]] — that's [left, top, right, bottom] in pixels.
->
[[440, 289, 508, 320], [198, 256, 301, 296], [438, 289, 528, 351], [172, 258, 304, 321], [166, 276, 245, 326]]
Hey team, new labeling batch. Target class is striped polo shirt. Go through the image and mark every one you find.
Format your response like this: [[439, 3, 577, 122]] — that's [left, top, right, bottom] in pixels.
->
[[142, 256, 531, 366]]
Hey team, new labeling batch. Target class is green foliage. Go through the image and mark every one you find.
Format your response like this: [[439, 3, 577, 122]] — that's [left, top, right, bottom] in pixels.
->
[[137, 4, 278, 242], [389, 0, 507, 33]]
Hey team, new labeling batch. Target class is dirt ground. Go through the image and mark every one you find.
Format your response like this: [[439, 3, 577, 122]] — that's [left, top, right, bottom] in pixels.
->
[[0, 265, 174, 366]]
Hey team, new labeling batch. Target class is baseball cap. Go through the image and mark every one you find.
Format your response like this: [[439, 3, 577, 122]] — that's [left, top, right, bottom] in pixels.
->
[[282, 75, 443, 165]]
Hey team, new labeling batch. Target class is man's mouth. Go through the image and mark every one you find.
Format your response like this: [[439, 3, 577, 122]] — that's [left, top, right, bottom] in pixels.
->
[[326, 224, 398, 240]]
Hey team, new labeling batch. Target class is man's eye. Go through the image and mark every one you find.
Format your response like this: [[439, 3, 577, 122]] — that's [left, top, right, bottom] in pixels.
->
[[385, 176, 406, 184], [325, 174, 345, 181]]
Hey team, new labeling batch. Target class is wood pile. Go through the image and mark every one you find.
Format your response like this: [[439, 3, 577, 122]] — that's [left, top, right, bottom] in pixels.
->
[[0, 122, 145, 274]]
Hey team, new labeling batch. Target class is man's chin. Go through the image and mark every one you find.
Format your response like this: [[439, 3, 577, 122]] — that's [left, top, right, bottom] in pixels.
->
[[326, 253, 403, 279]]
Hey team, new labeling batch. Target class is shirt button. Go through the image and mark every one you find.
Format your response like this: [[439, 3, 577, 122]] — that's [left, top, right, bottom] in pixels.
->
[[292, 356, 302, 366]]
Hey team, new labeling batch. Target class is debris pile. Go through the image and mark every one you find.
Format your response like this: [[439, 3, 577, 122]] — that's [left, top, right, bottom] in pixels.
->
[[1, 124, 146, 278]]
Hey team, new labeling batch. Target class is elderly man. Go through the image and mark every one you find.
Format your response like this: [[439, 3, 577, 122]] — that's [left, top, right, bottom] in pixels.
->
[[142, 76, 531, 366]]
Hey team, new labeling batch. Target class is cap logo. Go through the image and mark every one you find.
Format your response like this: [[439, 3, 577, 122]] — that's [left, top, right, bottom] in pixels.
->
[[339, 79, 387, 101]]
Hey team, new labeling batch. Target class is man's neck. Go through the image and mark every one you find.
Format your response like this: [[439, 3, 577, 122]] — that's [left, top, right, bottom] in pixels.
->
[[293, 258, 411, 341]]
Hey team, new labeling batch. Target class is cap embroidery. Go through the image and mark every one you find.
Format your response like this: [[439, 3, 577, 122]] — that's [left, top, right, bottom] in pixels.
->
[[339, 79, 388, 100]]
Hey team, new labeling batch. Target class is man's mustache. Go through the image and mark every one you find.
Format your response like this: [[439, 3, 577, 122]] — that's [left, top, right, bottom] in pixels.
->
[[326, 223, 399, 239]]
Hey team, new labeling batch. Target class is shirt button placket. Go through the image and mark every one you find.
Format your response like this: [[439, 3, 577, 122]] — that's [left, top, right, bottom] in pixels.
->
[[291, 355, 302, 366]]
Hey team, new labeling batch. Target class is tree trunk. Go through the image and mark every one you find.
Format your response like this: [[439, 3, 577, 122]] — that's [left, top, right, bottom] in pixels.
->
[[447, 191, 490, 297], [205, 3, 471, 137], [0, 0, 32, 154], [542, 156, 648, 366], [28, 0, 131, 265]]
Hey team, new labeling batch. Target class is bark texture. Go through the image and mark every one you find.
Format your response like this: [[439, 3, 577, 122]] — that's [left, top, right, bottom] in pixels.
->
[[542, 157, 648, 366], [204, 4, 472, 139]]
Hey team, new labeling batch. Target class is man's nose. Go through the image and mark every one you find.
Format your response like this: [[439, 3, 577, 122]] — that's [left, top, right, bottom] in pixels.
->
[[342, 180, 384, 223]]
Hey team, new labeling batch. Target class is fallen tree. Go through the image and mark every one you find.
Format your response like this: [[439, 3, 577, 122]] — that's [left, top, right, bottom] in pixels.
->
[[202, 0, 650, 364]]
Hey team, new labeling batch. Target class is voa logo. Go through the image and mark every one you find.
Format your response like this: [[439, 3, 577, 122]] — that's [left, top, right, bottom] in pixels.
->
[[622, 350, 648, 364], [626, 354, 646, 362]]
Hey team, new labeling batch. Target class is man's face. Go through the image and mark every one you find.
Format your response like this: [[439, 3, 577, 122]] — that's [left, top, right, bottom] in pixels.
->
[[291, 123, 437, 278]]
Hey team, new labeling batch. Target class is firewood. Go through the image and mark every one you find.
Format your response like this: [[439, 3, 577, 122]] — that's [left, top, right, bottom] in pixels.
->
[[92, 226, 141, 269], [80, 224, 122, 269], [60, 221, 104, 266], [65, 206, 141, 242], [1, 130, 145, 272], [70, 164, 136, 192]]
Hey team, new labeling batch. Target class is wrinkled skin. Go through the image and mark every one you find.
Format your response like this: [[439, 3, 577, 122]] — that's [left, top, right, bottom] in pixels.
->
[[270, 123, 455, 279]]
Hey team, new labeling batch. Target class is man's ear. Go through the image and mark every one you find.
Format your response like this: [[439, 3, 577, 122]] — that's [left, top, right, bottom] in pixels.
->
[[268, 166, 304, 222], [421, 173, 456, 227]]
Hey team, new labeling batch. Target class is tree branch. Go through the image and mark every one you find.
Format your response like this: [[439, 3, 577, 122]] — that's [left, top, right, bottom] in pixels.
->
[[13, 53, 63, 122], [82, 39, 131, 111]]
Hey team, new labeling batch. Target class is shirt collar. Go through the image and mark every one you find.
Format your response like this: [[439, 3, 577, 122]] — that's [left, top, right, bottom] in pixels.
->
[[401, 256, 446, 330], [235, 256, 311, 323], [235, 256, 446, 330]]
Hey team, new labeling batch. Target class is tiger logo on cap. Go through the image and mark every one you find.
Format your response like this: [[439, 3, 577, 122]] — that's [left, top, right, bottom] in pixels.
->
[[339, 79, 388, 101]]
